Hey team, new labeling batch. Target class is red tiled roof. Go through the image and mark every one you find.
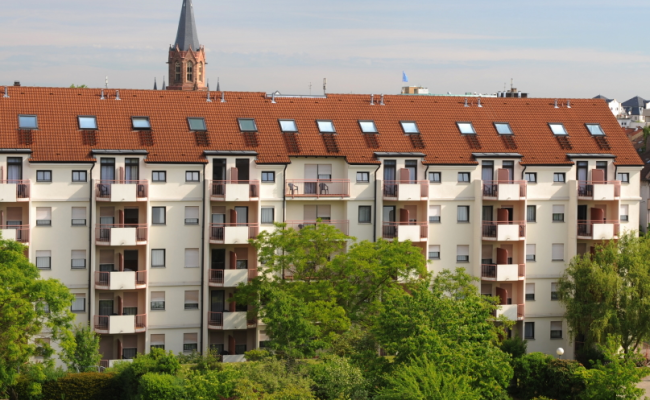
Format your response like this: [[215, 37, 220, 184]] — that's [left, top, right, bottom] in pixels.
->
[[0, 87, 642, 166]]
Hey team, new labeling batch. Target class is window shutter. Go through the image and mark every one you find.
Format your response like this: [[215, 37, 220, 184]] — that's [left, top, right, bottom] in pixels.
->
[[404, 205, 417, 221], [550, 321, 562, 330], [72, 207, 86, 220], [99, 293, 114, 301], [577, 243, 587, 255], [551, 282, 558, 292], [36, 207, 51, 220], [457, 245, 469, 257], [185, 290, 199, 305], [526, 244, 536, 256], [151, 334, 165, 346], [100, 250, 115, 264], [185, 249, 199, 268], [36, 250, 51, 258], [184, 333, 198, 344], [304, 205, 317, 220], [317, 205, 331, 218], [620, 204, 628, 216], [552, 205, 564, 214], [552, 244, 564, 260], [526, 283, 535, 294], [230, 167, 239, 182], [481, 284, 492, 295], [7, 207, 21, 221], [123, 292, 138, 308], [482, 245, 493, 259], [318, 164, 332, 176], [429, 205, 440, 217], [72, 250, 85, 260], [123, 335, 137, 348], [304, 165, 318, 179], [185, 206, 199, 219], [235, 248, 248, 260], [100, 207, 115, 217], [429, 245, 440, 253], [212, 206, 226, 215], [151, 292, 165, 302]]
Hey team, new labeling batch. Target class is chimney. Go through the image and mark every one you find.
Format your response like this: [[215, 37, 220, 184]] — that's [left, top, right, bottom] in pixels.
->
[[13, 81, 20, 87]]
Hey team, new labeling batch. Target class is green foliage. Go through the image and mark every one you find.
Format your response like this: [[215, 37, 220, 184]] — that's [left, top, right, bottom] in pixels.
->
[[308, 355, 368, 399], [184, 367, 240, 399], [244, 348, 273, 362], [59, 324, 102, 372], [193, 348, 224, 371], [13, 372, 121, 400], [175, 350, 203, 364], [574, 345, 605, 369], [137, 372, 185, 400], [500, 336, 528, 360], [69, 84, 88, 88], [112, 348, 180, 399], [234, 359, 314, 398], [511, 352, 587, 400]]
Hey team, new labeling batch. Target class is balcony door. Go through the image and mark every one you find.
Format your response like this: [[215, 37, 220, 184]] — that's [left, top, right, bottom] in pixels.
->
[[123, 250, 138, 272], [405, 160, 417, 182], [235, 159, 250, 181], [124, 208, 139, 225], [125, 158, 139, 182], [99, 299, 114, 316], [7, 157, 22, 180], [212, 249, 226, 270], [501, 207, 514, 222], [100, 158, 115, 181], [482, 161, 494, 181], [234, 207, 248, 224], [213, 159, 226, 181], [211, 290, 225, 312]]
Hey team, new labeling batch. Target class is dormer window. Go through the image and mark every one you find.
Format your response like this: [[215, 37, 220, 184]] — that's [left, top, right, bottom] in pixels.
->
[[494, 123, 513, 135], [78, 116, 97, 130], [238, 119, 258, 132], [317, 120, 336, 133], [400, 121, 419, 134], [132, 117, 151, 130], [549, 123, 568, 136], [586, 124, 605, 136], [18, 115, 38, 129], [456, 122, 476, 134], [187, 117, 206, 131], [279, 120, 297, 132], [359, 121, 378, 133]]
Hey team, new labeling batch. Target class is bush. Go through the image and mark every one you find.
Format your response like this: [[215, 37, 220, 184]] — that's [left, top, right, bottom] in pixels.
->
[[184, 367, 240, 399], [308, 355, 368, 399], [244, 349, 273, 362], [13, 372, 122, 400], [511, 352, 587, 399], [574, 346, 605, 369], [137, 372, 185, 400], [234, 359, 313, 397], [500, 336, 527, 360], [112, 348, 181, 399]]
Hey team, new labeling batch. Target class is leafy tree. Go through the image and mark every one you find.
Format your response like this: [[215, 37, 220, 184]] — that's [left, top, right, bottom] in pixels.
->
[[511, 352, 587, 399], [501, 335, 528, 360], [60, 324, 102, 372], [184, 367, 240, 399], [112, 347, 180, 399], [233, 358, 314, 399], [308, 354, 368, 400], [557, 233, 650, 353], [0, 238, 75, 398]]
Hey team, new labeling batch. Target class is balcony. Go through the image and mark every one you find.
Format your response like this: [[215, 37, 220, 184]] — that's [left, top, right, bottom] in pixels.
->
[[95, 271, 147, 290], [0, 225, 29, 243], [209, 269, 257, 287], [577, 220, 620, 240], [95, 224, 148, 246], [285, 220, 349, 235], [0, 180, 30, 202], [383, 181, 429, 201], [96, 180, 148, 202], [210, 180, 260, 202], [209, 223, 259, 244], [482, 221, 526, 241], [285, 179, 350, 198], [99, 359, 133, 369], [382, 222, 428, 242], [223, 355, 247, 363], [496, 304, 524, 321], [207, 311, 249, 330], [481, 264, 525, 281], [93, 314, 147, 334], [577, 181, 620, 201], [482, 180, 526, 200]]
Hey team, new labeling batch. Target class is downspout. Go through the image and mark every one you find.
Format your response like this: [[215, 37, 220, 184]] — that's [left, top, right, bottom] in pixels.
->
[[88, 162, 96, 325], [282, 164, 288, 279], [200, 163, 206, 354], [521, 165, 527, 180], [373, 164, 381, 242]]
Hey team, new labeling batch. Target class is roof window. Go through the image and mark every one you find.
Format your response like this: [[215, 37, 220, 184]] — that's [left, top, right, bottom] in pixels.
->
[[18, 115, 38, 129], [132, 117, 151, 130], [238, 118, 258, 132], [494, 123, 513, 135], [549, 123, 568, 136], [359, 121, 378, 133], [586, 124, 605, 136], [279, 119, 297, 132], [317, 120, 336, 133], [78, 116, 97, 130], [188, 118, 207, 131], [400, 121, 420, 134], [456, 122, 476, 135]]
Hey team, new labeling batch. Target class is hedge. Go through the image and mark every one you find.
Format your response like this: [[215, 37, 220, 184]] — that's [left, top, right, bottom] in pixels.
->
[[14, 373, 122, 400]]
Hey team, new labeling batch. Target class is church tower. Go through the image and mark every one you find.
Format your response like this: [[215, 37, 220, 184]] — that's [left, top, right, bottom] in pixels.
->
[[167, 0, 207, 91]]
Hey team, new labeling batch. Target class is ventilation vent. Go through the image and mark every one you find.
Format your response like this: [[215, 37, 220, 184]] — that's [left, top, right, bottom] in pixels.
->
[[594, 136, 611, 150], [322, 133, 339, 153], [363, 133, 379, 149], [139, 131, 154, 146], [409, 134, 425, 149], [194, 131, 210, 147], [242, 132, 259, 147], [556, 136, 573, 150], [465, 135, 481, 149], [18, 130, 33, 146], [501, 135, 517, 149], [283, 133, 300, 153]]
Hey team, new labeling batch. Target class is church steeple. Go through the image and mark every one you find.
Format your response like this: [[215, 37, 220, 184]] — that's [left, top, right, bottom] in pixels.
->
[[173, 0, 201, 52], [166, 0, 207, 91]]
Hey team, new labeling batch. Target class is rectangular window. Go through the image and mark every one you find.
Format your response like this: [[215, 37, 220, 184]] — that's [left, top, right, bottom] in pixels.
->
[[278, 119, 297, 132], [261, 171, 275, 182], [550, 321, 563, 338], [71, 207, 86, 226], [187, 117, 207, 131], [457, 206, 469, 223], [357, 172, 370, 183], [72, 170, 87, 182], [456, 245, 470, 262], [183, 333, 198, 353], [526, 283, 535, 301], [526, 244, 536, 261], [186, 171, 200, 182], [36, 170, 52, 182], [359, 121, 378, 133], [317, 120, 336, 133], [358, 206, 372, 223], [429, 172, 441, 183], [551, 282, 559, 300], [552, 205, 565, 222], [524, 322, 535, 339], [151, 292, 165, 310], [494, 123, 513, 135], [553, 173, 566, 182], [524, 172, 537, 183], [185, 248, 199, 268], [458, 172, 470, 182], [261, 208, 275, 224], [428, 245, 440, 260], [152, 207, 166, 225], [18, 115, 38, 129], [78, 116, 97, 129], [152, 171, 166, 182], [238, 118, 258, 132], [185, 206, 199, 225], [400, 121, 419, 134], [184, 290, 199, 310], [586, 124, 605, 136], [552, 244, 564, 262], [620, 204, 629, 222], [36, 250, 51, 269], [456, 122, 476, 134], [150, 334, 165, 350], [429, 205, 441, 223], [71, 294, 86, 312], [151, 249, 165, 268], [527, 205, 536, 222], [71, 250, 86, 269], [617, 173, 629, 183], [549, 123, 568, 135], [36, 207, 52, 226], [132, 117, 151, 130]]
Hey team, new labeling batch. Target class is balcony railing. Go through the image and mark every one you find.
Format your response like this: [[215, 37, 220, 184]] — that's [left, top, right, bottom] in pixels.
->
[[95, 224, 148, 245], [209, 223, 259, 243], [382, 222, 428, 240], [577, 180, 620, 200], [480, 264, 525, 281], [0, 180, 30, 201], [285, 179, 350, 198], [210, 180, 260, 201], [383, 180, 429, 200], [482, 221, 526, 240], [208, 312, 223, 329], [494, 304, 525, 321], [577, 220, 620, 240], [482, 180, 527, 199], [94, 270, 147, 290], [0, 224, 29, 243], [285, 220, 349, 235], [93, 314, 147, 334], [96, 180, 148, 201], [210, 270, 224, 286]]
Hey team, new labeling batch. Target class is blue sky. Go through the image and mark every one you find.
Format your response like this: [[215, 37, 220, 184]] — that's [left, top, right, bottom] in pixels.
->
[[1, 0, 649, 99]]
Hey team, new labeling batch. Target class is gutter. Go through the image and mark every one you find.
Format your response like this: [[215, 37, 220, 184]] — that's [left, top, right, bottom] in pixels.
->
[[373, 164, 381, 242], [199, 163, 206, 354], [88, 162, 96, 326]]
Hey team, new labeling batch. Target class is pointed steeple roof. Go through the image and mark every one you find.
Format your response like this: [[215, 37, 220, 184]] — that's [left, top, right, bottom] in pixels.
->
[[173, 0, 201, 51], [153, 78, 158, 90]]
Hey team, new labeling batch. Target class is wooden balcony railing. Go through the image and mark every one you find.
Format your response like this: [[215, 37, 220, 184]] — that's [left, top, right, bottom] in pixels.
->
[[0, 224, 29, 243], [285, 220, 349, 235], [382, 180, 429, 199], [577, 180, 621, 199], [381, 221, 428, 240], [481, 221, 526, 239], [480, 264, 525, 280], [95, 224, 148, 245], [285, 179, 350, 198], [0, 180, 30, 200], [96, 180, 148, 201], [577, 220, 620, 239], [482, 180, 527, 199], [210, 180, 260, 200], [94, 270, 148, 289], [209, 223, 259, 243]]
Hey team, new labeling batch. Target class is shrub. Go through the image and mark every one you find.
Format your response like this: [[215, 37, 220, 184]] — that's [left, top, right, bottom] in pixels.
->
[[235, 359, 313, 397], [511, 352, 587, 399], [13, 372, 121, 400], [574, 345, 605, 369], [244, 349, 273, 362], [112, 348, 181, 399], [308, 355, 368, 399], [500, 336, 528, 360], [184, 367, 240, 399], [137, 372, 185, 400]]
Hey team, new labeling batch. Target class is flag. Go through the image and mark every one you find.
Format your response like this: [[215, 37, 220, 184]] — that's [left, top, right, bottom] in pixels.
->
[[402, 71, 409, 83]]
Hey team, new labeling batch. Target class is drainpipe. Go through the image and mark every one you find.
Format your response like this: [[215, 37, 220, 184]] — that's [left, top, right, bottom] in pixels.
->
[[373, 164, 381, 242], [281, 164, 288, 279], [521, 165, 527, 180], [200, 163, 206, 354], [88, 162, 96, 326]]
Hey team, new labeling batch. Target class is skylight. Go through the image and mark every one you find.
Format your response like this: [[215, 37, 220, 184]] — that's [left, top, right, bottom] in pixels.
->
[[456, 122, 476, 134], [238, 119, 258, 132], [359, 121, 378, 133], [18, 115, 38, 129], [400, 121, 420, 134], [78, 116, 97, 130], [279, 120, 297, 132], [317, 120, 336, 133], [188, 117, 207, 131], [586, 124, 605, 136], [494, 123, 513, 135], [549, 123, 568, 136], [132, 117, 151, 130]]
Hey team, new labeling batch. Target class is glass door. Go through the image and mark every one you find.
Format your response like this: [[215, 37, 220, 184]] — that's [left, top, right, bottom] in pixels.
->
[[125, 158, 139, 182]]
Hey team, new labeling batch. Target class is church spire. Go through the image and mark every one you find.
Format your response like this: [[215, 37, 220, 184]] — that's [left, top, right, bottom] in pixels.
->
[[167, 0, 207, 91], [173, 0, 201, 51]]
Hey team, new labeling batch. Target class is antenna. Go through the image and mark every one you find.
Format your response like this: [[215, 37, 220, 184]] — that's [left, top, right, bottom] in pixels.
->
[[221, 91, 226, 103], [100, 89, 105, 100], [464, 98, 469, 107], [323, 78, 327, 95], [477, 97, 482, 108], [554, 99, 558, 109], [3, 86, 8, 98], [380, 94, 385, 106], [206, 80, 212, 102], [370, 94, 375, 105], [115, 90, 121, 101], [105, 76, 108, 89]]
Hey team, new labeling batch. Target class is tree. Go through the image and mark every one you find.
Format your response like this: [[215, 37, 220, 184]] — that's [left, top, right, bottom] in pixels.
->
[[0, 238, 75, 398], [59, 324, 102, 372], [69, 84, 88, 88], [557, 233, 650, 353]]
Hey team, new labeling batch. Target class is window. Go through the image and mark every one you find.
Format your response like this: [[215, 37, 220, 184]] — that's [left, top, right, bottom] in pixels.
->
[[553, 173, 565, 182], [429, 245, 440, 260], [552, 244, 564, 262], [359, 121, 378, 133], [261, 208, 275, 224], [150, 334, 165, 350], [36, 207, 52, 226], [524, 322, 535, 339], [72, 207, 86, 226], [358, 206, 372, 223], [549, 123, 568, 135], [175, 62, 181, 82], [262, 171, 275, 182], [278, 119, 297, 132], [71, 170, 87, 182], [151, 292, 165, 310], [526, 244, 536, 262], [184, 333, 198, 353], [527, 205, 536, 222], [457, 206, 469, 223], [238, 118, 258, 132], [71, 250, 86, 269], [36, 250, 51, 269], [357, 172, 370, 183], [71, 294, 85, 312], [550, 321, 563, 338], [187, 117, 206, 131], [620, 204, 629, 222], [18, 115, 38, 129], [586, 124, 605, 136], [524, 172, 537, 183], [458, 172, 470, 182], [132, 117, 151, 130], [78, 116, 97, 129], [494, 123, 513, 135], [526, 283, 535, 301], [456, 245, 470, 262], [187, 60, 194, 81], [184, 290, 199, 310], [400, 121, 419, 134], [199, 62, 203, 82], [36, 170, 52, 182], [617, 173, 629, 183], [152, 171, 166, 182], [550, 282, 559, 300], [152, 207, 166, 225], [423, 206, 439, 225], [151, 249, 165, 268], [317, 120, 336, 133], [456, 122, 476, 134], [185, 206, 199, 225], [552, 205, 565, 222], [429, 172, 441, 183], [185, 248, 199, 268], [186, 171, 200, 182]]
